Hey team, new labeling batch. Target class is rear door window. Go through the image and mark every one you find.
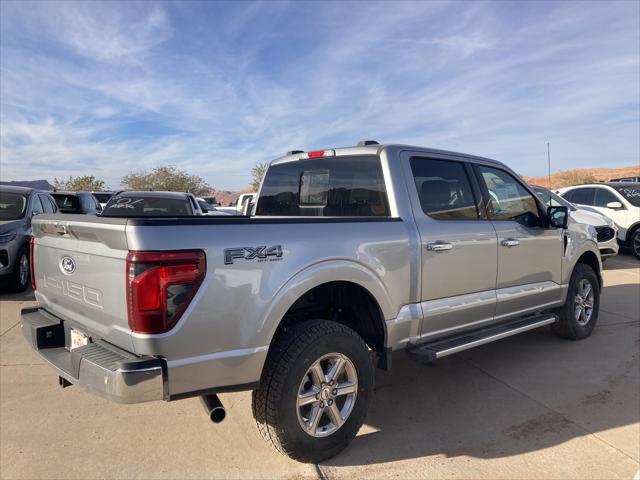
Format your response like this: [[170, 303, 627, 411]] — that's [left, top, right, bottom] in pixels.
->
[[256, 155, 389, 217], [594, 188, 619, 207], [410, 158, 479, 220], [567, 188, 596, 205], [39, 194, 54, 213], [30, 194, 44, 215]]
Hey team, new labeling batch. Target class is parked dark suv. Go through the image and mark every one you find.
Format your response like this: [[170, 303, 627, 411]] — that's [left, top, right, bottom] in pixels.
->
[[0, 186, 58, 292], [50, 191, 102, 215]]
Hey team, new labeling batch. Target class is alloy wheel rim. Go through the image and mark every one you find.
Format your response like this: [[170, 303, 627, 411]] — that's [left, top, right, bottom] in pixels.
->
[[633, 232, 640, 257], [19, 254, 29, 287], [574, 278, 595, 326], [296, 352, 358, 438]]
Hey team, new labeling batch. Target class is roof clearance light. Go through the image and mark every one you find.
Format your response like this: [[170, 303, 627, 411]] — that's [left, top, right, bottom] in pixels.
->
[[306, 149, 335, 159]]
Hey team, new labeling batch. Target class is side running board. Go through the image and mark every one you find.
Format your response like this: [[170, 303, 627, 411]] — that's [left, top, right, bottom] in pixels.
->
[[406, 313, 558, 364]]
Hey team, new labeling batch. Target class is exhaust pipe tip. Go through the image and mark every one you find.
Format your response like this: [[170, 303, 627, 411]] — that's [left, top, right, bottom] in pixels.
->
[[201, 394, 226, 423], [209, 406, 226, 423]]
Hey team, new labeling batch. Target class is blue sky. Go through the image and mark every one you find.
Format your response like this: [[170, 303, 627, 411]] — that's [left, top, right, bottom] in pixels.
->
[[1, 0, 638, 190]]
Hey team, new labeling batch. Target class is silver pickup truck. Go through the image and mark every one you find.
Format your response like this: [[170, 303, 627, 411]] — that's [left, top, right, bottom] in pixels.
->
[[22, 142, 602, 463]]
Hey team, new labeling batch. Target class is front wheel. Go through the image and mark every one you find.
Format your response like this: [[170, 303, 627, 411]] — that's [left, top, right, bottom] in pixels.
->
[[631, 229, 640, 260], [252, 319, 374, 463], [552, 263, 600, 340]]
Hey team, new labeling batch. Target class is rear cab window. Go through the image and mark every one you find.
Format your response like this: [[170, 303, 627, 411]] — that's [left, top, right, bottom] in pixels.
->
[[256, 155, 389, 217], [101, 195, 194, 217]]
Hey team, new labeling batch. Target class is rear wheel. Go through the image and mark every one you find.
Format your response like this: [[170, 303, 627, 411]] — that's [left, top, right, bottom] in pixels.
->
[[552, 263, 600, 340], [252, 319, 374, 463], [8, 247, 30, 293]]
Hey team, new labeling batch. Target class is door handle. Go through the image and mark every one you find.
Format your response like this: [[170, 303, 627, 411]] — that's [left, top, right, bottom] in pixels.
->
[[426, 241, 453, 252], [501, 238, 520, 247]]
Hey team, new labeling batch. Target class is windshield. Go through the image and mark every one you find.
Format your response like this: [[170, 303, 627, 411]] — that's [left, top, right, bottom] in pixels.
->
[[101, 195, 194, 217], [533, 187, 575, 210], [613, 185, 640, 207], [0, 193, 28, 220]]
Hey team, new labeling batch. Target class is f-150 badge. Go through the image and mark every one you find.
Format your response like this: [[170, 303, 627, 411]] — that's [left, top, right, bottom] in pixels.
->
[[224, 245, 283, 265]]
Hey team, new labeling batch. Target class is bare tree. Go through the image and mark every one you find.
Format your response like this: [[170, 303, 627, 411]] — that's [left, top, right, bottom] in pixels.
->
[[53, 175, 106, 191], [121, 166, 211, 196]]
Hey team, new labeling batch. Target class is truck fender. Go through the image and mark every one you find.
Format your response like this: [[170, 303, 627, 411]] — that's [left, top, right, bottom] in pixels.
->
[[258, 259, 394, 346]]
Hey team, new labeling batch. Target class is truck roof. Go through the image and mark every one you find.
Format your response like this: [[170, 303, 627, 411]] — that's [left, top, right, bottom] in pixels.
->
[[0, 185, 38, 194], [270, 142, 506, 168]]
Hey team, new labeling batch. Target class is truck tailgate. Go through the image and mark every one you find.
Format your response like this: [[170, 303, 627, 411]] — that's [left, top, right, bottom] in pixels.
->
[[32, 215, 134, 352]]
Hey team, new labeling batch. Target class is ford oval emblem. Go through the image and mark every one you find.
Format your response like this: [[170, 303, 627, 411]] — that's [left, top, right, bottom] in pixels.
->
[[60, 256, 76, 274]]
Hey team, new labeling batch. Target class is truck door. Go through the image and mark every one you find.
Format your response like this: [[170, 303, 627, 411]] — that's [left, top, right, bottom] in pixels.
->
[[472, 163, 564, 319], [401, 153, 498, 340]]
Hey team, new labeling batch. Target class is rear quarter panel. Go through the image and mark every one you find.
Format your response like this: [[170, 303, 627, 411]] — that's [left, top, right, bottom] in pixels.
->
[[126, 219, 412, 358]]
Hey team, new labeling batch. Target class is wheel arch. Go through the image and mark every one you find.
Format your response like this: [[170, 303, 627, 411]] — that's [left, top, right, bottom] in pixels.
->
[[575, 250, 602, 288], [259, 260, 394, 368], [625, 221, 640, 244]]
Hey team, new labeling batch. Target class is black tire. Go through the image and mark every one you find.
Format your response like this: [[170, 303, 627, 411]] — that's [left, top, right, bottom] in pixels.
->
[[552, 263, 600, 340], [8, 247, 30, 293], [252, 319, 374, 463], [631, 229, 640, 260]]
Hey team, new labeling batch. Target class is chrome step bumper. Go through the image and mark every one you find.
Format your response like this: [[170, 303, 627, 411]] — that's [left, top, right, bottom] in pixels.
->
[[21, 307, 164, 404]]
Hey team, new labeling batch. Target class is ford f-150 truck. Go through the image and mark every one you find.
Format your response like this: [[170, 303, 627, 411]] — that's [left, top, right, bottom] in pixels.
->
[[22, 141, 602, 463]]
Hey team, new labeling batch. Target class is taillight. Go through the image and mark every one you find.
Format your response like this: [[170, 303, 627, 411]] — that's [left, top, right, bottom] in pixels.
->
[[126, 250, 206, 334], [29, 237, 36, 290]]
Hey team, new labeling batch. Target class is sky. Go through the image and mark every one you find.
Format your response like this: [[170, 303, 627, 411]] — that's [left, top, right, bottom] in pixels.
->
[[1, 0, 639, 191]]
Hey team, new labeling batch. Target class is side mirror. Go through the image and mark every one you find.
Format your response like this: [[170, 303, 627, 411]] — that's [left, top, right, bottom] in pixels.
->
[[606, 201, 623, 210], [548, 205, 569, 229], [201, 206, 209, 213]]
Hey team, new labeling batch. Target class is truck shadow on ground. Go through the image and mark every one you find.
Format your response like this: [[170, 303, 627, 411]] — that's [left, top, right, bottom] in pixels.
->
[[324, 282, 640, 467], [0, 286, 35, 302]]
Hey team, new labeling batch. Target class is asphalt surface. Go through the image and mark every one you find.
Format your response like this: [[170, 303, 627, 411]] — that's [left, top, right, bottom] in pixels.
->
[[1, 254, 638, 479]]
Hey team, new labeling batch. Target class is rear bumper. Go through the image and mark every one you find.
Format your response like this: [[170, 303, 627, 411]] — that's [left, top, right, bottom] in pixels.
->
[[21, 307, 164, 404]]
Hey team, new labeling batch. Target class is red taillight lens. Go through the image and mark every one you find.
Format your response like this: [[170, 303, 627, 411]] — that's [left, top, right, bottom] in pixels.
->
[[306, 149, 335, 158], [29, 237, 36, 290], [126, 250, 206, 334]]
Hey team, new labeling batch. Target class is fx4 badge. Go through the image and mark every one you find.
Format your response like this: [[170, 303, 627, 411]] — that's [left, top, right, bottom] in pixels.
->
[[224, 245, 283, 265]]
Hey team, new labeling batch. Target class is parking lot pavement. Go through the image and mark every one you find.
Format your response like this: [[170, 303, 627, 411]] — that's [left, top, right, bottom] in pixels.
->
[[1, 254, 638, 480]]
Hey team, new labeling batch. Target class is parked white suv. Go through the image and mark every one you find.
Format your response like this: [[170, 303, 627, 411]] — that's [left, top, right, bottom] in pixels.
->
[[557, 183, 640, 259]]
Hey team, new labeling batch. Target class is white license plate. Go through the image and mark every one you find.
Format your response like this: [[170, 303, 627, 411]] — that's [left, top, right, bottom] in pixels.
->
[[70, 328, 89, 350]]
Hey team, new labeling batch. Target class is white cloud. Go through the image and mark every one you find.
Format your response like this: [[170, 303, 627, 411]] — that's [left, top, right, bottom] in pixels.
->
[[0, 1, 638, 190]]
